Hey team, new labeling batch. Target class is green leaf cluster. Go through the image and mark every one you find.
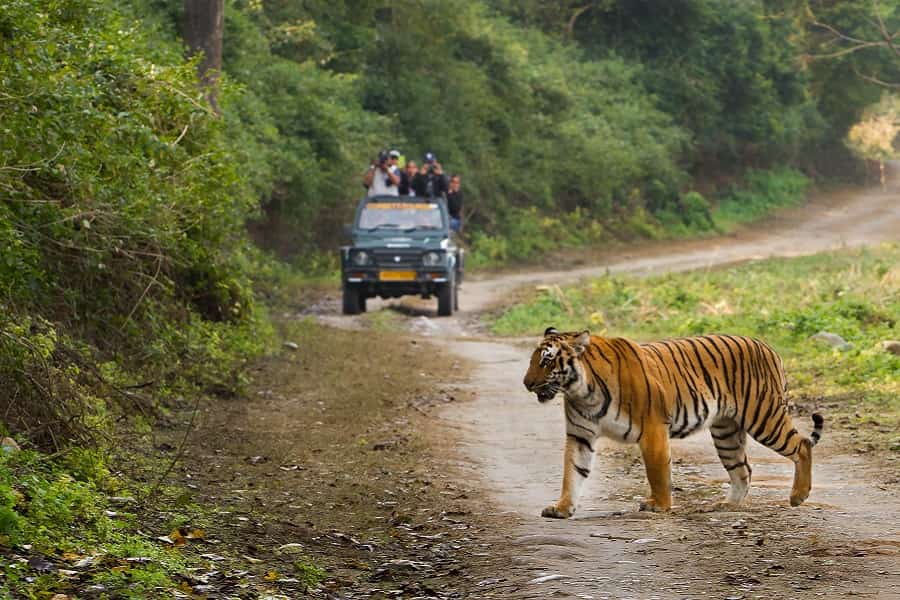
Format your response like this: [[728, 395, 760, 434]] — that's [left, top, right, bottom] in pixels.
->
[[0, 447, 186, 598]]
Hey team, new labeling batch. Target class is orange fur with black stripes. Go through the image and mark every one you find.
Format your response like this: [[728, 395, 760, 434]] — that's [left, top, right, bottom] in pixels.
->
[[523, 328, 824, 518]]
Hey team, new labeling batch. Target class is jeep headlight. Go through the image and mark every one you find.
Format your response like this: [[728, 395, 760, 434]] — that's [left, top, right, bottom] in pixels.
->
[[422, 251, 443, 267], [351, 250, 372, 266]]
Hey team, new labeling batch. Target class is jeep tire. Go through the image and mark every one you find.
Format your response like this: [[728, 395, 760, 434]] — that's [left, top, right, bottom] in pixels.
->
[[342, 285, 361, 315], [437, 277, 454, 317]]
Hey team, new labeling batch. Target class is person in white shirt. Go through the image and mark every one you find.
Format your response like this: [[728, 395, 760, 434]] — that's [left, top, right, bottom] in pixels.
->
[[363, 150, 401, 197]]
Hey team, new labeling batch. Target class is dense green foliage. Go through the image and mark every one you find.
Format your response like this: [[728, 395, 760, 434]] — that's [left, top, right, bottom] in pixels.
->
[[712, 168, 811, 231], [493, 1, 899, 174], [0, 0, 273, 445], [0, 4, 278, 590], [128, 0, 690, 261], [803, 0, 900, 169], [205, 0, 894, 262], [495, 1, 818, 167], [489, 244, 900, 417]]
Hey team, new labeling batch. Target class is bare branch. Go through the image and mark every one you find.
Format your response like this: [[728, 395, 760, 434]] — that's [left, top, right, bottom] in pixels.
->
[[567, 3, 593, 38], [171, 124, 190, 146], [141, 393, 202, 506], [809, 19, 875, 47], [806, 40, 886, 60], [806, 1, 900, 87], [854, 67, 900, 89], [873, 0, 900, 58], [0, 143, 66, 172], [121, 255, 164, 329]]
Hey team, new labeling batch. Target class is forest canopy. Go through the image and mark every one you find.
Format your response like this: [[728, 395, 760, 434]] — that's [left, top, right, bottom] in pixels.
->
[[101, 0, 896, 263]]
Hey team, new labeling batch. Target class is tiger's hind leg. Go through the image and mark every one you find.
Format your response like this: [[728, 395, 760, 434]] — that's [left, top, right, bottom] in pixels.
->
[[637, 424, 673, 512], [710, 418, 752, 505], [747, 410, 824, 507]]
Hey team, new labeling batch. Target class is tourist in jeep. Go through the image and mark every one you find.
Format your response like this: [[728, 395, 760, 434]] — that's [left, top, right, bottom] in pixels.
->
[[447, 173, 463, 232], [412, 152, 448, 199], [363, 150, 400, 197], [399, 159, 418, 196]]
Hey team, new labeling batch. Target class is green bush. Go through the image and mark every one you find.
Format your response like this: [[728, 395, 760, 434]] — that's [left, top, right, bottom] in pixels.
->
[[714, 168, 810, 229], [0, 450, 107, 552], [0, 447, 188, 596], [679, 191, 716, 229], [0, 478, 22, 545], [467, 206, 607, 266]]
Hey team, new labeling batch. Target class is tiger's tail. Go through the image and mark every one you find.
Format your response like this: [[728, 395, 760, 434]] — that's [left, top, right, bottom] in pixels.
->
[[809, 413, 824, 447]]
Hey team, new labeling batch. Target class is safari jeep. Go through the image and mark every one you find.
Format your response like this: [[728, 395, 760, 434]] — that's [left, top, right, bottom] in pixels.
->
[[340, 195, 463, 316]]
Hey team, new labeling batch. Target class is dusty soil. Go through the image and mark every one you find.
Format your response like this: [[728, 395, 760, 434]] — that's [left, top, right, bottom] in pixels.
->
[[162, 169, 898, 599], [150, 319, 508, 598]]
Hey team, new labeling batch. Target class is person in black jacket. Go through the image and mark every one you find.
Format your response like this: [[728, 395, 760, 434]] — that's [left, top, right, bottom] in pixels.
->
[[412, 152, 448, 199], [446, 173, 463, 232]]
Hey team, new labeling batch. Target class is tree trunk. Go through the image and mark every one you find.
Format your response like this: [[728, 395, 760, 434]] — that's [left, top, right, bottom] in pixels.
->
[[183, 0, 224, 113]]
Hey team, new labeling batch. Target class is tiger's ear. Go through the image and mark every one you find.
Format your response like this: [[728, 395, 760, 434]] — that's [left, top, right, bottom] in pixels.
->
[[543, 327, 559, 337], [573, 330, 591, 355]]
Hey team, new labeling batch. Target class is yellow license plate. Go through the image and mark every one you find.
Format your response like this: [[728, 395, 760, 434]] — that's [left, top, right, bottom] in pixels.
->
[[379, 270, 416, 281]]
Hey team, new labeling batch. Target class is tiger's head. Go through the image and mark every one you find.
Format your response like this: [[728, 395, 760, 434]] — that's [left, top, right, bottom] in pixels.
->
[[523, 327, 591, 403]]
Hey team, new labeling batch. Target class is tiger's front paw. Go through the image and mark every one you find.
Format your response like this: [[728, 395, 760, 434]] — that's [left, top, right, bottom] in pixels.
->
[[638, 498, 671, 513], [541, 503, 573, 519], [789, 490, 809, 507]]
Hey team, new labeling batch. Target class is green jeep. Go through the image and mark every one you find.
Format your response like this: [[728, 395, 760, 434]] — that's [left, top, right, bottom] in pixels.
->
[[340, 195, 463, 316]]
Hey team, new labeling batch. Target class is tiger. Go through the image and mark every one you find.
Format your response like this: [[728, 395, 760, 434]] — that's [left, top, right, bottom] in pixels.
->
[[523, 327, 824, 518]]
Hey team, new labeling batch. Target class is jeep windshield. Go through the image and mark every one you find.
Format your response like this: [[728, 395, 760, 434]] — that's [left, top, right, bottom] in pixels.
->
[[357, 201, 444, 232]]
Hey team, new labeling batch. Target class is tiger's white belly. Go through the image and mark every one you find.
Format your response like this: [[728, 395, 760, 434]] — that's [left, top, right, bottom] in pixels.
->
[[598, 417, 634, 441]]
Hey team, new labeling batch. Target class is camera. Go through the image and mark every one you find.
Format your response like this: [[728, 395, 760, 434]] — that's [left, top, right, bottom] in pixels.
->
[[376, 150, 389, 167]]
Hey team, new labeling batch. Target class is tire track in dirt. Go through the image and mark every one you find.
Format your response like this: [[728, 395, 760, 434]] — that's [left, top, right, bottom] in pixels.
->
[[434, 171, 900, 598]]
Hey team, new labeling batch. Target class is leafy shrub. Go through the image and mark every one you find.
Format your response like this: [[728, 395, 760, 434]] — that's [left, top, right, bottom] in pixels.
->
[[0, 445, 192, 595], [467, 206, 608, 266], [679, 192, 716, 230], [714, 168, 810, 228], [0, 479, 22, 545]]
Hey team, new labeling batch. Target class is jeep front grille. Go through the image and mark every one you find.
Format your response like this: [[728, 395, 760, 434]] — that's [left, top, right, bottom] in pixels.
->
[[372, 249, 421, 269]]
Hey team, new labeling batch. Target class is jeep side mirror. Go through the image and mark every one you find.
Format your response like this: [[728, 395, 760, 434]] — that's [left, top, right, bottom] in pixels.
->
[[342, 223, 353, 242]]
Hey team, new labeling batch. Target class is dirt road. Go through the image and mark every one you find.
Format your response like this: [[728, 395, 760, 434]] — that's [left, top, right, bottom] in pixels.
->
[[410, 173, 900, 598]]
